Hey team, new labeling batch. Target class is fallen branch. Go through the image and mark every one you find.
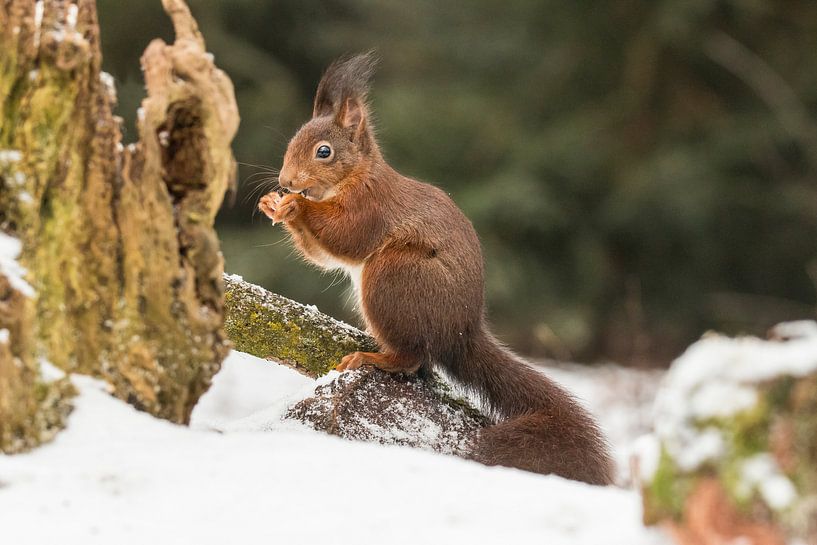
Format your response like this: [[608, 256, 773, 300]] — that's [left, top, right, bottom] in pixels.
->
[[223, 274, 490, 457], [223, 273, 376, 376]]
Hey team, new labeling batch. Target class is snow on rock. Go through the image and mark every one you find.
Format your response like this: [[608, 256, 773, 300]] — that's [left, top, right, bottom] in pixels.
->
[[650, 328, 817, 476], [737, 454, 798, 511], [0, 350, 669, 545], [770, 320, 817, 341]]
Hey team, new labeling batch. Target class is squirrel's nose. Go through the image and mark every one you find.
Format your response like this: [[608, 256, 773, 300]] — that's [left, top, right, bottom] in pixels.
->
[[278, 166, 294, 189]]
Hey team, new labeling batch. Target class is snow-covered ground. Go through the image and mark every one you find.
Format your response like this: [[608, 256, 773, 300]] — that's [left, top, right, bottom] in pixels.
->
[[0, 351, 670, 545]]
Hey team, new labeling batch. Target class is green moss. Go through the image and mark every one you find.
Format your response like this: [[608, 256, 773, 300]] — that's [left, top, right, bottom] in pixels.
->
[[766, 376, 796, 410], [644, 394, 778, 523], [729, 398, 771, 458], [705, 398, 772, 513], [643, 447, 695, 524]]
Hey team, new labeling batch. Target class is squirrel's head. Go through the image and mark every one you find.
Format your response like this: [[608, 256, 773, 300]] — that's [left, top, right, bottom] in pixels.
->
[[278, 52, 378, 201]]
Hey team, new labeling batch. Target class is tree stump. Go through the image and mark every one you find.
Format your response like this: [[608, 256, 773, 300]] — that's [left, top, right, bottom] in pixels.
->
[[0, 0, 238, 438], [638, 322, 817, 545], [0, 233, 73, 453]]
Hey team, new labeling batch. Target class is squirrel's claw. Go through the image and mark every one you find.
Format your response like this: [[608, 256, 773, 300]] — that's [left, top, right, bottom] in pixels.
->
[[258, 192, 283, 223], [271, 193, 302, 224], [258, 191, 301, 224]]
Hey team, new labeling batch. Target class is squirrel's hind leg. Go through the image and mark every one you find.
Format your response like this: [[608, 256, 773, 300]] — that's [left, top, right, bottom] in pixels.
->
[[336, 351, 422, 374]]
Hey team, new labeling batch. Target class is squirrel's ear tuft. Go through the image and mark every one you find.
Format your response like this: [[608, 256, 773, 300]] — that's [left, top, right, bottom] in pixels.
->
[[312, 51, 378, 120]]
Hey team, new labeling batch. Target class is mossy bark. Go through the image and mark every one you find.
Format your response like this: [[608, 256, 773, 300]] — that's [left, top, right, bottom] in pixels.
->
[[0, 0, 237, 428], [0, 259, 74, 454], [223, 274, 377, 377]]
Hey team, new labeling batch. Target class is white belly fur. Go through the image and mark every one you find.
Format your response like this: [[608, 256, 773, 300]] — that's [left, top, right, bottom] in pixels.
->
[[345, 263, 364, 305], [318, 254, 364, 309]]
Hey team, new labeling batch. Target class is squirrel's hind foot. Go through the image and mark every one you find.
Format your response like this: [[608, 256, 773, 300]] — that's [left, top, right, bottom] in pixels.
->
[[336, 351, 421, 374]]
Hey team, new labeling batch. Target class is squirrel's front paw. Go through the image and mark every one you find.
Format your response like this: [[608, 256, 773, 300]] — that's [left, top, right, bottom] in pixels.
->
[[258, 192, 282, 221], [271, 193, 302, 224], [258, 192, 303, 224]]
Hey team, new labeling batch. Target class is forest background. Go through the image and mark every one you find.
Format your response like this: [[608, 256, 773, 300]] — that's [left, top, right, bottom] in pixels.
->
[[96, 0, 817, 365]]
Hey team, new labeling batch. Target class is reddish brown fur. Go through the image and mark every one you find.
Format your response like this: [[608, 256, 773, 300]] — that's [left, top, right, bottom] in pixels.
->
[[258, 53, 614, 485]]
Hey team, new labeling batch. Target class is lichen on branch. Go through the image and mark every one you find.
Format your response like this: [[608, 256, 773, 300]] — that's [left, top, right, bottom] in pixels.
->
[[223, 273, 376, 377]]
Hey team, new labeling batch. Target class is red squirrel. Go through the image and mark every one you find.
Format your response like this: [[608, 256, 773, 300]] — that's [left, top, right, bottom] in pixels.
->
[[258, 53, 614, 485]]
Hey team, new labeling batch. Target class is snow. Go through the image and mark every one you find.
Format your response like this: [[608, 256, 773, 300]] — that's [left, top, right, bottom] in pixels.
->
[[99, 72, 117, 103], [0, 351, 669, 545], [190, 350, 313, 430], [632, 434, 661, 482], [0, 149, 23, 164], [32, 1, 44, 50], [38, 358, 67, 383], [66, 3, 78, 28], [0, 231, 35, 297], [738, 454, 797, 511], [674, 427, 724, 471], [770, 320, 817, 340], [659, 331, 817, 422]]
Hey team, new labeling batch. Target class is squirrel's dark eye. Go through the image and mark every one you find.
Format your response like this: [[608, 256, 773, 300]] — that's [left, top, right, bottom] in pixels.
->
[[316, 145, 332, 159]]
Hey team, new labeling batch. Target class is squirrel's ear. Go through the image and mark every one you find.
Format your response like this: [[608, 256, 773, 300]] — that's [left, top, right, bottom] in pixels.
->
[[335, 96, 367, 140]]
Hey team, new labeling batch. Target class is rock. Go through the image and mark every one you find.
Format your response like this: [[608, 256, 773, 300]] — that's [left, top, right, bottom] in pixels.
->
[[287, 367, 489, 457]]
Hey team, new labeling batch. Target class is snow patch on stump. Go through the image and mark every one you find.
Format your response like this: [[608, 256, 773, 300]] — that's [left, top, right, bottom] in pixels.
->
[[639, 323, 817, 544]]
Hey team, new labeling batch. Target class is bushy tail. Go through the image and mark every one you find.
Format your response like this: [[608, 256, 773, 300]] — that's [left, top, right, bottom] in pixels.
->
[[447, 327, 614, 485]]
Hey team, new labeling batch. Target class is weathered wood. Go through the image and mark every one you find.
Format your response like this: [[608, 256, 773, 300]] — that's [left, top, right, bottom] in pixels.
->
[[0, 0, 237, 428], [0, 235, 73, 454]]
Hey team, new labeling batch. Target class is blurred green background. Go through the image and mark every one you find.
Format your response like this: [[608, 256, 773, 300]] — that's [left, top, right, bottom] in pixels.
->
[[96, 0, 817, 365]]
